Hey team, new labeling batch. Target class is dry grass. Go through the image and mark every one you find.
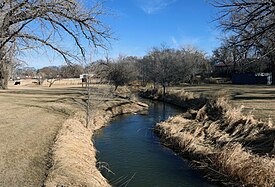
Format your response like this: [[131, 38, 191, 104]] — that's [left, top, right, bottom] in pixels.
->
[[140, 88, 207, 110], [44, 115, 111, 187], [9, 78, 102, 87], [155, 117, 214, 156], [0, 84, 147, 187], [0, 86, 80, 187], [171, 84, 275, 122], [215, 143, 275, 187], [154, 89, 275, 186], [44, 84, 148, 187]]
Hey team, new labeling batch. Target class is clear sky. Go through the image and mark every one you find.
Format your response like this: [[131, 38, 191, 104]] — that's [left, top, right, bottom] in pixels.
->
[[102, 0, 221, 58], [26, 0, 222, 68]]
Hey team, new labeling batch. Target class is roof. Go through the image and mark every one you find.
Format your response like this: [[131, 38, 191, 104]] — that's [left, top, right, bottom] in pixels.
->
[[214, 61, 234, 67]]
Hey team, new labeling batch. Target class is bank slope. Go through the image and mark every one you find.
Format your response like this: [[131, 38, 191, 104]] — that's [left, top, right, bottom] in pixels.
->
[[44, 98, 148, 187], [155, 94, 275, 186]]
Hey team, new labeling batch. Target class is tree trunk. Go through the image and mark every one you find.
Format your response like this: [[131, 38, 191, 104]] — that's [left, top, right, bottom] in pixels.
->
[[272, 63, 275, 85], [48, 79, 57, 87], [49, 82, 53, 87], [0, 43, 11, 89], [162, 85, 166, 96], [0, 60, 9, 89]]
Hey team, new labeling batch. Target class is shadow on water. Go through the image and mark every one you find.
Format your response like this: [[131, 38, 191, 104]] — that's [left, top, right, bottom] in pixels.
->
[[94, 100, 218, 187]]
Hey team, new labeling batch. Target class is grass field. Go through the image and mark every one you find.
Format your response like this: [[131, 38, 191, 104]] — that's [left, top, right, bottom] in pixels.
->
[[0, 83, 141, 186], [1, 82, 274, 186], [169, 84, 275, 122], [0, 85, 87, 186]]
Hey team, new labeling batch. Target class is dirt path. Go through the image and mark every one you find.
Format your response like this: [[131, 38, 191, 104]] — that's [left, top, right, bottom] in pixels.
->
[[0, 86, 80, 187]]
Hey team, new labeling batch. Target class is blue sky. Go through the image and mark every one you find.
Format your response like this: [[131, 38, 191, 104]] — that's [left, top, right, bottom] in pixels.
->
[[26, 0, 222, 68], [102, 0, 221, 58]]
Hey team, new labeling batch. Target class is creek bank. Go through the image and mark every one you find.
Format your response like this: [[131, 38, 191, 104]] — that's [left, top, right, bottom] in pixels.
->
[[139, 88, 207, 110], [44, 98, 148, 187], [141, 88, 275, 186]]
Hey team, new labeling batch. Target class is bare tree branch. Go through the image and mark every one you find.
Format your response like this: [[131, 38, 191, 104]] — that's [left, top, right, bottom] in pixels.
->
[[0, 0, 112, 89]]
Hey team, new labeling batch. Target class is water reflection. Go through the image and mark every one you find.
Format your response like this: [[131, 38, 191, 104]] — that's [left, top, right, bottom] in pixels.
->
[[94, 101, 218, 187]]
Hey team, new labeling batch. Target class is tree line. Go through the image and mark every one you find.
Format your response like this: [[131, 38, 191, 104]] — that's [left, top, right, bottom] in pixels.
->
[[14, 64, 84, 86], [1, 0, 274, 89], [91, 45, 210, 94], [211, 0, 275, 84], [12, 35, 274, 91]]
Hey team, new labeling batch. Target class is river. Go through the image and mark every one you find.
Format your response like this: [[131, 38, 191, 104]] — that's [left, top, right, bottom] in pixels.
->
[[94, 100, 217, 187]]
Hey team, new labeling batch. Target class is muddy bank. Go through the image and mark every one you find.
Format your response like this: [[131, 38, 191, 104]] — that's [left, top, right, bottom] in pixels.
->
[[152, 91, 275, 186], [44, 98, 148, 187]]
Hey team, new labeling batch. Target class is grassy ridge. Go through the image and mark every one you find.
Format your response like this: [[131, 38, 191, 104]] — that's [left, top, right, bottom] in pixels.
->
[[142, 88, 275, 186], [45, 85, 148, 186]]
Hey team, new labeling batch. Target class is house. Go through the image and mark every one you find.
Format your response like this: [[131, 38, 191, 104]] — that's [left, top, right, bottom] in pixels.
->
[[213, 61, 234, 77], [232, 73, 271, 85]]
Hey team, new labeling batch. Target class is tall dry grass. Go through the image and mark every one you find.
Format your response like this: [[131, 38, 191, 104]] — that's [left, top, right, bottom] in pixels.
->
[[155, 90, 275, 186], [45, 94, 148, 187], [140, 88, 207, 110], [214, 143, 275, 187]]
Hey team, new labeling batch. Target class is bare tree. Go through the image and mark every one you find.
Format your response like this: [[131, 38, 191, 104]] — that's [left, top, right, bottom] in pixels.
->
[[14, 66, 36, 79], [212, 0, 275, 84], [153, 46, 180, 95], [211, 36, 244, 76], [0, 0, 111, 89], [101, 56, 136, 91], [60, 64, 84, 78], [140, 45, 209, 94], [181, 46, 210, 82], [38, 66, 60, 87], [212, 35, 270, 76]]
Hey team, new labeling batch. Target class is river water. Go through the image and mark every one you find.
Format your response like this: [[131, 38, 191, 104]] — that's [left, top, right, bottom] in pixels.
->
[[94, 101, 217, 187]]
